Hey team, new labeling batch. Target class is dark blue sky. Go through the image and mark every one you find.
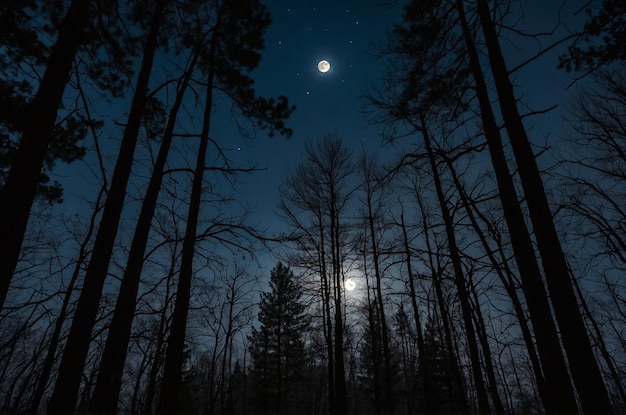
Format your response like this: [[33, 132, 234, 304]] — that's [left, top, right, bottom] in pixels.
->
[[226, 0, 589, 233], [230, 1, 406, 228], [47, 0, 592, 267]]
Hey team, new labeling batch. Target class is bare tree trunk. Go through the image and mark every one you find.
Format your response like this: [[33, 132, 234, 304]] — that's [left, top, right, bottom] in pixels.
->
[[318, 217, 335, 413], [28, 188, 105, 415], [333, 294, 347, 415], [365, 190, 394, 413], [420, 116, 491, 414], [156, 15, 218, 414], [416, 190, 468, 413], [399, 211, 432, 412], [455, 1, 580, 413], [143, 249, 176, 415], [475, 1, 613, 413], [46, 3, 164, 411], [362, 238, 382, 413], [331, 198, 348, 415], [444, 154, 548, 408], [220, 288, 236, 415], [319, 140, 350, 415], [467, 268, 505, 413], [571, 265, 626, 405], [0, 0, 91, 309], [89, 23, 198, 415], [205, 311, 223, 415]]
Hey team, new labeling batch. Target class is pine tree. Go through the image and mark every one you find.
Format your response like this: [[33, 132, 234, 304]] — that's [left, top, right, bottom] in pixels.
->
[[248, 262, 309, 415], [0, 0, 133, 309]]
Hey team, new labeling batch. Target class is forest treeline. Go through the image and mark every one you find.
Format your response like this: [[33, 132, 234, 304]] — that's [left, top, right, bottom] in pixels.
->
[[0, 1, 624, 414]]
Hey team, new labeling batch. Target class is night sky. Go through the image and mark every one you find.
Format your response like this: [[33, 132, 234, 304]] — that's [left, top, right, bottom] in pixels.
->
[[4, 2, 621, 413], [232, 1, 405, 229], [223, 0, 587, 236], [47, 0, 591, 268]]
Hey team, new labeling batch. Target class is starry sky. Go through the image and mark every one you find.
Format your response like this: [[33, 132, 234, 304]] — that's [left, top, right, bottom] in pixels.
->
[[218, 0, 590, 235], [46, 0, 592, 272], [228, 1, 406, 228]]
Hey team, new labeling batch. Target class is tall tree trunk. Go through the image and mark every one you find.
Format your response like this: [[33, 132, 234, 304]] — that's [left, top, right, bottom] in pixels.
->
[[330, 199, 347, 415], [455, 1, 580, 413], [333, 294, 347, 415], [475, 1, 613, 412], [444, 154, 549, 408], [46, 4, 164, 413], [143, 250, 176, 415], [416, 191, 468, 413], [318, 215, 335, 413], [205, 322, 222, 415], [220, 291, 236, 415], [366, 195, 394, 413], [399, 212, 432, 412], [89, 31, 198, 415], [0, 0, 91, 310], [420, 117, 491, 414], [467, 268, 505, 413], [28, 188, 105, 415], [362, 239, 382, 413], [156, 18, 218, 414], [571, 265, 626, 405]]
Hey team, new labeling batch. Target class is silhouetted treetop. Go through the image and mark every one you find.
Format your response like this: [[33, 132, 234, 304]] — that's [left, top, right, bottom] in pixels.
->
[[560, 0, 626, 70]]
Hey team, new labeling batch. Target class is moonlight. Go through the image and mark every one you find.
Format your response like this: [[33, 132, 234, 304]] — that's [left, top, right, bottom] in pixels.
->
[[345, 278, 356, 291], [317, 59, 330, 73]]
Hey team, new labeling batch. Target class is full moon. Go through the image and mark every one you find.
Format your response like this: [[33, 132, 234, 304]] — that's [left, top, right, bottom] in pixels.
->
[[317, 60, 331, 73], [345, 278, 356, 291]]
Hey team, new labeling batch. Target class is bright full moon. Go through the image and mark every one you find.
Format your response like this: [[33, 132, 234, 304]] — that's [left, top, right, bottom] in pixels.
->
[[317, 59, 331, 73], [345, 278, 356, 291]]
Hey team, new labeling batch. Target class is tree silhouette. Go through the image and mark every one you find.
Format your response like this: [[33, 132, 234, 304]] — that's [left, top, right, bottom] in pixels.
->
[[248, 262, 309, 415], [560, 0, 626, 70], [372, 0, 610, 411], [279, 135, 353, 415], [46, 3, 170, 413], [475, 1, 613, 411], [157, 1, 293, 413], [0, 0, 92, 310]]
